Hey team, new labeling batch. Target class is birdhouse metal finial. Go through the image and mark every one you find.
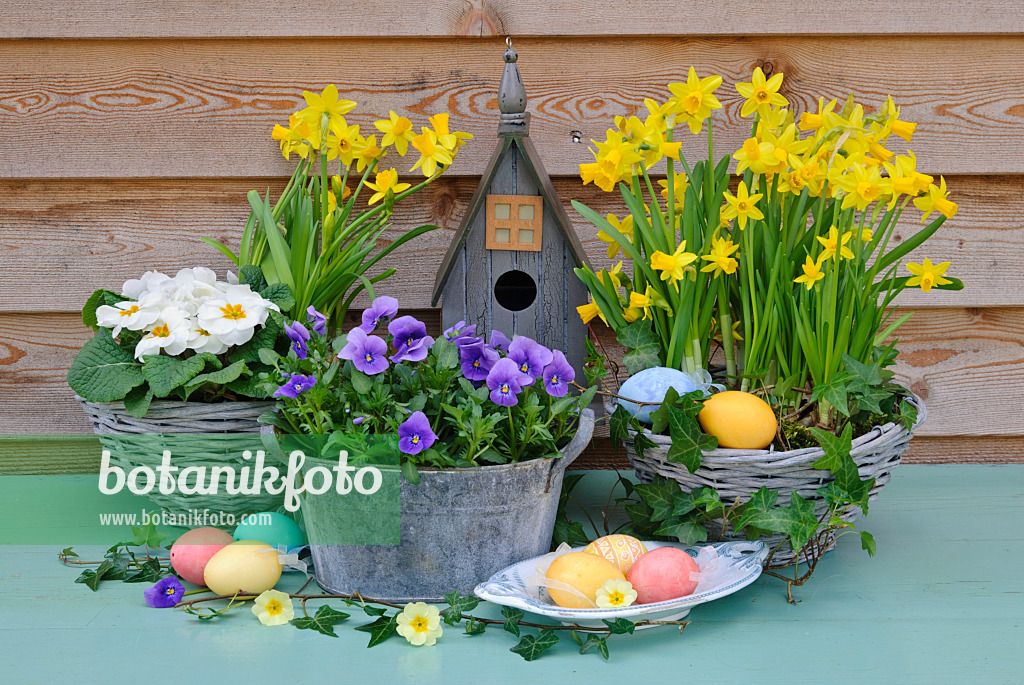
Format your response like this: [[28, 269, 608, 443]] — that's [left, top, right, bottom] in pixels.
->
[[497, 38, 530, 136]]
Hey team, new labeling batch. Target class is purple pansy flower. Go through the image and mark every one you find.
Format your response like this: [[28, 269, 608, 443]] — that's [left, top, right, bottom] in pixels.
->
[[443, 320, 478, 346], [338, 328, 389, 375], [307, 306, 327, 336], [144, 576, 185, 608], [460, 341, 500, 381], [398, 411, 437, 456], [359, 296, 399, 333], [508, 337, 553, 386], [486, 358, 524, 407], [542, 349, 575, 398], [388, 316, 433, 363], [273, 373, 317, 399], [286, 321, 311, 359], [489, 329, 511, 352]]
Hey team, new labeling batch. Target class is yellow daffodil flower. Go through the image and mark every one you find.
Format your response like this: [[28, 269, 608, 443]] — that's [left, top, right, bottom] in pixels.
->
[[577, 300, 607, 325], [622, 306, 643, 322], [327, 175, 352, 213], [593, 130, 644, 177], [326, 121, 361, 165], [374, 111, 415, 156], [297, 85, 356, 135], [429, 112, 473, 154], [409, 128, 453, 177], [667, 67, 723, 134], [880, 96, 917, 142], [759, 123, 813, 175], [272, 113, 313, 160], [860, 228, 874, 242], [711, 317, 744, 341], [396, 602, 443, 647], [597, 261, 626, 290], [353, 134, 382, 173], [651, 241, 699, 285], [251, 589, 294, 626], [597, 214, 633, 259], [793, 255, 825, 290], [736, 67, 788, 118], [816, 226, 854, 262], [721, 181, 765, 230], [579, 161, 619, 193], [798, 97, 838, 132], [905, 258, 952, 292], [644, 98, 674, 127], [700, 236, 740, 276], [596, 579, 637, 608], [833, 164, 884, 210], [914, 176, 958, 222], [658, 174, 689, 211], [733, 137, 780, 175], [628, 287, 657, 320], [365, 168, 411, 205]]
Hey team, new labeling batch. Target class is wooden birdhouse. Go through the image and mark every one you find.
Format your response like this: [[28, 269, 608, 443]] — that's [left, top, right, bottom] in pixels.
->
[[431, 43, 592, 378]]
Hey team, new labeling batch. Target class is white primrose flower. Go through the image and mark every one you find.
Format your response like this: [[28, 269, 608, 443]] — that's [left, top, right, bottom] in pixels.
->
[[197, 284, 279, 347], [225, 270, 240, 285], [95, 291, 164, 337], [133, 307, 191, 360], [122, 270, 172, 300], [168, 267, 222, 314], [186, 321, 231, 355]]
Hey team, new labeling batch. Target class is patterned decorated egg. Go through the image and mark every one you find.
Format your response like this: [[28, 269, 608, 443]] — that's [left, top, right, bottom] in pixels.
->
[[583, 534, 649, 572]]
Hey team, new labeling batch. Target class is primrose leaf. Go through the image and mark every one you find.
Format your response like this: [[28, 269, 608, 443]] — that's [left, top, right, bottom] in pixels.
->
[[123, 384, 154, 418], [665, 405, 716, 473], [441, 591, 480, 626], [291, 604, 351, 638], [239, 265, 268, 292], [259, 283, 295, 313], [67, 333, 146, 403], [501, 606, 525, 637], [81, 289, 124, 329], [354, 614, 397, 647], [142, 354, 208, 398], [510, 629, 560, 661]]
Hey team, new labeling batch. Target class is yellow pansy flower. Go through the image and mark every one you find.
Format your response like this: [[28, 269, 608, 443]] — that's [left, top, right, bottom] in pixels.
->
[[577, 300, 607, 325], [914, 176, 958, 222], [667, 67, 724, 134], [736, 66, 788, 118], [733, 137, 780, 175], [721, 181, 765, 231], [650, 241, 699, 285], [374, 111, 415, 156], [793, 255, 825, 290], [598, 214, 634, 259], [905, 258, 952, 293], [365, 168, 411, 205], [700, 236, 740, 277], [297, 84, 356, 135], [409, 128, 453, 177], [816, 226, 854, 262]]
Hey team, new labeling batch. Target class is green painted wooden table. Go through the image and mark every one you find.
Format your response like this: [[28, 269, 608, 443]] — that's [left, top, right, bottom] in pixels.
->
[[1, 465, 1022, 684]]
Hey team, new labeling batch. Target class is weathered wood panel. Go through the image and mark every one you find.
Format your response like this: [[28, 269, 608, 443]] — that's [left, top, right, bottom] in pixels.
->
[[2, 308, 1020, 438], [1, 36, 1022, 178], [1, 174, 1015, 313], [4, 1, 1022, 38]]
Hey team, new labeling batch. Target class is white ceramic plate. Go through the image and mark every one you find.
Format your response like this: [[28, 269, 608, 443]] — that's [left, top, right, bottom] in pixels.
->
[[473, 540, 767, 628]]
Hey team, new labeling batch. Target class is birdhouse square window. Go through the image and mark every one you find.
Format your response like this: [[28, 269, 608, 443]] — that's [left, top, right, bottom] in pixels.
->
[[485, 195, 543, 252]]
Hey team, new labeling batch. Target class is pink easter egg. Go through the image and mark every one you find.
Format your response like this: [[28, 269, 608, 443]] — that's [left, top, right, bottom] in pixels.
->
[[170, 527, 235, 585], [626, 547, 700, 604]]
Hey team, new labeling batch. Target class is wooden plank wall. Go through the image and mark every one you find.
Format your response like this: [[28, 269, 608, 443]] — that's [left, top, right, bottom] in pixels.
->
[[1, 2, 1023, 469]]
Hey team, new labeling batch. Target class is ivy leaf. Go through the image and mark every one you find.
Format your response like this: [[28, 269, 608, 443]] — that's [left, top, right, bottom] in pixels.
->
[[603, 617, 636, 635], [291, 604, 351, 638], [609, 405, 633, 453], [854, 386, 891, 415], [123, 384, 154, 418], [553, 519, 590, 548], [671, 489, 697, 517], [654, 518, 708, 545], [510, 629, 560, 661], [747, 493, 819, 554], [810, 372, 853, 417], [860, 531, 877, 556], [123, 558, 165, 583], [239, 265, 268, 292], [733, 486, 779, 532], [898, 399, 919, 431], [259, 283, 295, 313], [617, 320, 661, 375], [841, 353, 882, 394], [62, 547, 79, 559], [665, 405, 716, 473], [75, 559, 119, 591], [635, 479, 679, 522], [361, 605, 387, 617], [501, 606, 524, 637], [131, 521, 169, 548], [142, 354, 208, 398], [691, 487, 724, 512], [623, 500, 658, 538], [464, 617, 487, 635], [810, 424, 853, 475], [441, 591, 480, 626], [67, 333, 146, 402], [633, 431, 657, 460], [355, 614, 398, 647], [579, 634, 610, 660]]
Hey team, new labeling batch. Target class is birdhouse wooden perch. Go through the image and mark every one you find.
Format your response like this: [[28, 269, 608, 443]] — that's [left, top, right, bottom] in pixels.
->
[[431, 41, 592, 378]]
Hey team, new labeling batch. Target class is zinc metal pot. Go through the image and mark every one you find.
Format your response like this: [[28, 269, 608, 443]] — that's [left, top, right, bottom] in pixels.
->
[[262, 408, 594, 602]]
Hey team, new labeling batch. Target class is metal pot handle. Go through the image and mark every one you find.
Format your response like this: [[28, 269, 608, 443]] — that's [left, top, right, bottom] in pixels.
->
[[548, 407, 595, 481]]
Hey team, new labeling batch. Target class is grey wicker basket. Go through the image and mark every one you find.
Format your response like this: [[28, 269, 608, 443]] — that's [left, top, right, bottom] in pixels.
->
[[609, 394, 925, 567], [76, 396, 282, 525]]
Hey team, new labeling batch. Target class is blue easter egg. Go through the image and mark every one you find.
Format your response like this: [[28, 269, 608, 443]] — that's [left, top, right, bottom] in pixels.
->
[[233, 512, 306, 552], [617, 367, 699, 424]]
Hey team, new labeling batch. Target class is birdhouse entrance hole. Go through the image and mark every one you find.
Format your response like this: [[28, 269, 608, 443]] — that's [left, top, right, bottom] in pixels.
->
[[494, 270, 537, 311]]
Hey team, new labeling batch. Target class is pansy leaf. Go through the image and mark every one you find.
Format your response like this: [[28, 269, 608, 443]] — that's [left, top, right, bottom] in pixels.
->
[[665, 405, 716, 473], [350, 369, 374, 395], [603, 617, 636, 635], [510, 629, 560, 661], [501, 606, 524, 637], [400, 460, 420, 485], [67, 333, 146, 403], [142, 354, 208, 398], [291, 604, 351, 638], [433, 337, 460, 370], [355, 614, 398, 647], [441, 590, 480, 625], [579, 634, 610, 660]]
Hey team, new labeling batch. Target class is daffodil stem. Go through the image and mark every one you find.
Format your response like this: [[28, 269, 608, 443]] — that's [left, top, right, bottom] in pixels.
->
[[717, 277, 737, 383]]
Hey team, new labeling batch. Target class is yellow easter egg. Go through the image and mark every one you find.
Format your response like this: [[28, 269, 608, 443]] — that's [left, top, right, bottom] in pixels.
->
[[203, 540, 283, 596], [698, 391, 777, 449], [583, 534, 649, 572], [545, 552, 625, 609]]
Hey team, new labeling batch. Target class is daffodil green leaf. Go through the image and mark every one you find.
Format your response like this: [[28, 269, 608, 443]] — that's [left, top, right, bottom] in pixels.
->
[[665, 405, 716, 473], [123, 384, 154, 418], [292, 604, 351, 638], [441, 591, 480, 626], [67, 333, 146, 403], [259, 283, 295, 314], [510, 629, 560, 661], [355, 614, 397, 647], [603, 618, 636, 635], [579, 634, 610, 660], [501, 606, 525, 638], [142, 354, 208, 398], [239, 265, 268, 292]]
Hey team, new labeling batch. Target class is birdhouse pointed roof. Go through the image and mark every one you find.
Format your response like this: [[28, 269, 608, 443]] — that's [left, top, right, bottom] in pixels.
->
[[430, 42, 591, 307]]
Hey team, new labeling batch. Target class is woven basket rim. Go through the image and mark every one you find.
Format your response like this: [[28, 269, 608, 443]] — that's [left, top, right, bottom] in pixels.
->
[[75, 394, 275, 412]]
